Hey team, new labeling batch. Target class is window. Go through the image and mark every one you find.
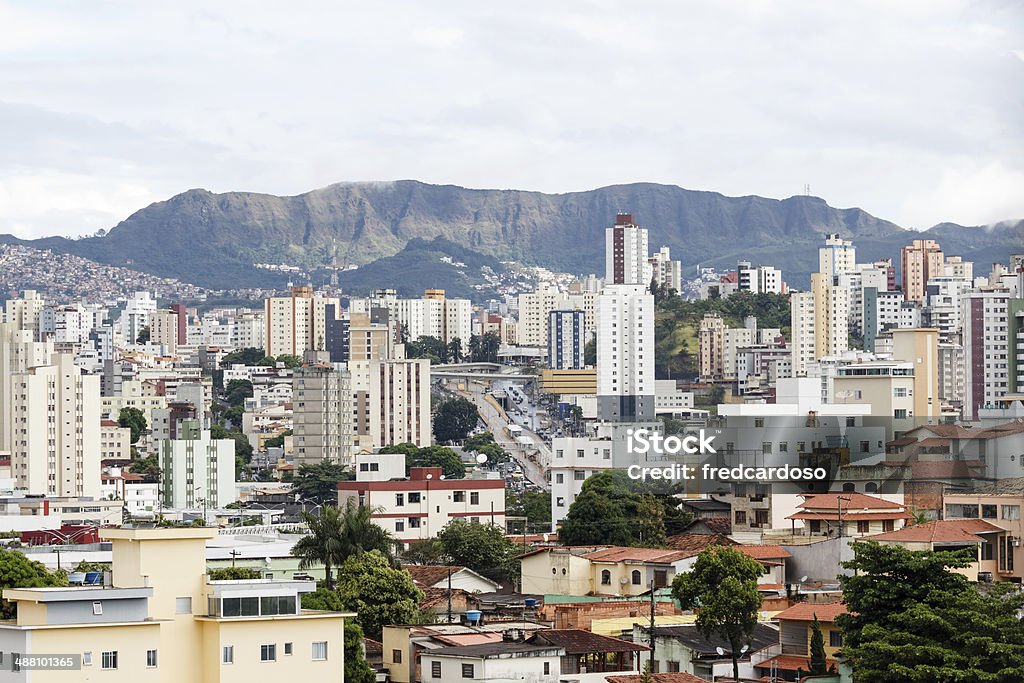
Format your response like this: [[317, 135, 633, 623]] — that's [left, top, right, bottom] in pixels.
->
[[894, 387, 908, 397], [846, 416, 856, 427], [829, 631, 842, 648], [947, 504, 980, 519], [556, 497, 565, 507], [175, 596, 192, 614], [260, 596, 297, 616], [574, 471, 586, 481], [857, 521, 870, 534], [101, 651, 118, 670], [735, 511, 747, 524], [667, 661, 681, 672], [432, 661, 442, 678], [983, 542, 995, 561], [1003, 506, 1021, 521], [982, 505, 998, 519], [462, 663, 475, 678], [544, 662, 551, 675], [754, 417, 765, 427], [453, 491, 466, 503], [555, 473, 564, 483], [860, 441, 870, 453], [601, 569, 611, 584], [779, 442, 788, 452], [261, 644, 276, 662], [83, 652, 93, 666], [631, 570, 642, 585], [882, 519, 895, 532], [797, 441, 805, 452], [393, 649, 403, 664], [146, 650, 158, 668], [762, 442, 772, 454], [222, 646, 233, 664], [894, 409, 908, 419], [284, 642, 293, 656], [470, 492, 480, 505], [396, 520, 405, 532], [409, 517, 421, 528], [92, 601, 103, 615], [409, 492, 421, 503], [653, 570, 668, 588], [396, 493, 404, 506]]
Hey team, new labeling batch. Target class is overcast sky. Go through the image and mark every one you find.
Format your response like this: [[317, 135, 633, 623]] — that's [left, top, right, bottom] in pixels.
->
[[1, 1, 1022, 239]]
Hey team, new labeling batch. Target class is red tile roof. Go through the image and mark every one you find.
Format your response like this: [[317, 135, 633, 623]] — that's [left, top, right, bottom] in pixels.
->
[[583, 547, 695, 564], [788, 511, 913, 521], [798, 492, 904, 511], [664, 534, 736, 553], [774, 602, 848, 622], [756, 654, 838, 672], [607, 674, 706, 683], [867, 519, 1003, 543], [735, 545, 792, 560]]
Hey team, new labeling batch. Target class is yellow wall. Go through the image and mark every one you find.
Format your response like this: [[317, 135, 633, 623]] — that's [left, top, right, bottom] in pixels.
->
[[198, 615, 345, 683], [540, 369, 597, 395], [382, 625, 416, 683], [30, 623, 161, 683]]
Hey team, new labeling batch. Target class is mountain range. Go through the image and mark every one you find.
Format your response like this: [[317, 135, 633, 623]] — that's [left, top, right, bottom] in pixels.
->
[[2, 181, 1021, 296]]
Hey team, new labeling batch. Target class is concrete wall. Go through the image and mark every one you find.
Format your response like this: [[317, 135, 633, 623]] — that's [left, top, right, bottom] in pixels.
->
[[783, 537, 856, 583]]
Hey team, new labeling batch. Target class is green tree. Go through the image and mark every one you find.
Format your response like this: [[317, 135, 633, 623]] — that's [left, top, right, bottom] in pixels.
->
[[0, 549, 68, 618], [220, 347, 267, 367], [448, 337, 463, 364], [135, 325, 150, 344], [118, 407, 147, 444], [291, 462, 352, 505], [808, 616, 830, 675], [463, 432, 511, 467], [264, 428, 293, 448], [837, 541, 1024, 681], [476, 331, 501, 363], [73, 561, 110, 573], [129, 455, 161, 482], [292, 505, 346, 589], [433, 397, 480, 443], [506, 490, 551, 530], [210, 423, 253, 465], [302, 587, 345, 611], [558, 471, 686, 547], [344, 620, 376, 683], [407, 445, 466, 479], [208, 567, 262, 580], [436, 520, 518, 585], [336, 550, 425, 640], [672, 546, 763, 683], [223, 379, 253, 407], [405, 336, 447, 364], [583, 337, 597, 366], [275, 354, 302, 369], [402, 539, 448, 565]]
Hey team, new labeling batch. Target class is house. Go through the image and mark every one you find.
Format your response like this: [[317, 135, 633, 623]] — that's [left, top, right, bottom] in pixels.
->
[[678, 497, 731, 520], [631, 623, 779, 680], [786, 492, 910, 537], [942, 478, 1024, 581], [419, 639, 564, 683], [338, 467, 505, 546], [403, 565, 501, 594], [867, 518, 1007, 582], [753, 602, 847, 682], [527, 629, 649, 681], [0, 527, 351, 682], [520, 546, 694, 596], [606, 673, 706, 683]]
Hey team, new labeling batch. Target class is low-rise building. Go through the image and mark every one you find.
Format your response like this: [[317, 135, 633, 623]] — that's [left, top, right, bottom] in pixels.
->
[[633, 623, 779, 680], [786, 492, 910, 537], [753, 602, 847, 682], [520, 546, 694, 596]]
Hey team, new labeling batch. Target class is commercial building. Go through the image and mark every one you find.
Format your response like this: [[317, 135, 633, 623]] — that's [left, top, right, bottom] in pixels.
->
[[337, 466, 505, 545]]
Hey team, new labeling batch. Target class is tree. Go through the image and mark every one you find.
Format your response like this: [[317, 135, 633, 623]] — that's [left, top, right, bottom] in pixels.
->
[[405, 336, 447, 364], [336, 550, 425, 640], [0, 549, 68, 618], [223, 379, 253, 407], [506, 490, 551, 530], [344, 620, 376, 683], [672, 546, 763, 683], [836, 541, 1024, 681], [264, 428, 293, 449], [292, 505, 346, 589], [558, 471, 689, 547], [208, 567, 261, 580], [584, 338, 597, 366], [291, 462, 352, 505], [477, 331, 501, 363], [402, 539, 448, 565], [220, 347, 267, 367], [135, 325, 150, 344], [118, 407, 147, 444], [275, 354, 302, 369], [463, 432, 511, 467], [437, 520, 519, 585], [129, 455, 161, 482], [433, 397, 480, 443], [448, 337, 463, 364], [808, 616, 830, 676], [407, 445, 466, 479]]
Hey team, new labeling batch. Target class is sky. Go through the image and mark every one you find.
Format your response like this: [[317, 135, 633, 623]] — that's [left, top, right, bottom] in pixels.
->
[[1, 1, 1022, 239]]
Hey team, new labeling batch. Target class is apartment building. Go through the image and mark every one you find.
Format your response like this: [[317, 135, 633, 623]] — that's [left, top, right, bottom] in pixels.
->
[[737, 261, 786, 295], [292, 362, 353, 467], [606, 213, 652, 286], [4, 290, 46, 340], [0, 323, 54, 453], [337, 466, 505, 545], [10, 352, 102, 498], [349, 355, 431, 449], [518, 284, 571, 348], [649, 246, 682, 293], [264, 286, 341, 358], [149, 306, 187, 355], [963, 288, 1011, 418], [902, 239, 945, 304], [120, 291, 158, 345], [818, 234, 856, 279], [154, 419, 236, 510], [100, 420, 132, 461], [549, 310, 587, 370], [596, 285, 654, 421], [0, 527, 350, 683], [791, 274, 849, 375]]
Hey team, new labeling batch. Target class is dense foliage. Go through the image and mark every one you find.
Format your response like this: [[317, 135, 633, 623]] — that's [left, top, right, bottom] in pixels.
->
[[433, 397, 480, 443], [290, 462, 353, 504], [335, 550, 425, 640], [117, 407, 147, 444], [436, 520, 520, 586], [208, 567, 262, 580], [0, 549, 68, 618]]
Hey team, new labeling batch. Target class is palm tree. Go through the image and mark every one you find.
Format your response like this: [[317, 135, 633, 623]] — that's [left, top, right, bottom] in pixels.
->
[[292, 505, 345, 589], [291, 500, 397, 588]]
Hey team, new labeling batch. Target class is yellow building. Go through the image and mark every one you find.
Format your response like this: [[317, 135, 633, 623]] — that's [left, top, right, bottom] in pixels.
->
[[0, 527, 352, 682], [540, 369, 597, 396]]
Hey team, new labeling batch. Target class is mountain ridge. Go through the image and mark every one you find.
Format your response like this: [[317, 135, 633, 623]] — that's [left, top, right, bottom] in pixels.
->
[[1, 180, 1020, 292]]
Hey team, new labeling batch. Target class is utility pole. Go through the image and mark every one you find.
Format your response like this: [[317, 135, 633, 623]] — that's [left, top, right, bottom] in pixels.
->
[[229, 549, 241, 568], [649, 579, 656, 672], [447, 567, 453, 624]]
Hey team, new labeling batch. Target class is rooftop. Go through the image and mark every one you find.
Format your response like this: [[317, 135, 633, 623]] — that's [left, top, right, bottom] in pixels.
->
[[582, 547, 695, 564], [773, 602, 848, 622], [867, 519, 1003, 544], [648, 623, 778, 655], [426, 642, 564, 658], [528, 629, 650, 653], [607, 673, 707, 683]]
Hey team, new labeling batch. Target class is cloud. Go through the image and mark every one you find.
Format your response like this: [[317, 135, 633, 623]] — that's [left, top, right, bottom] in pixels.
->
[[0, 0, 1021, 238]]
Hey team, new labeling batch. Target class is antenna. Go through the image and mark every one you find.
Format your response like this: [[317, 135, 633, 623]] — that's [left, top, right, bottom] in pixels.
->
[[804, 184, 811, 196]]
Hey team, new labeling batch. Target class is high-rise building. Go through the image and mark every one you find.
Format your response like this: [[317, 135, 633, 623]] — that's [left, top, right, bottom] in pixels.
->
[[901, 239, 945, 304], [648, 246, 682, 293], [698, 314, 726, 380], [264, 286, 341, 358], [819, 234, 856, 279], [891, 328, 940, 419], [155, 419, 235, 509], [517, 285, 570, 347], [3, 290, 46, 340], [11, 352, 101, 497], [791, 273, 849, 375], [737, 261, 786, 294], [605, 213, 652, 286], [596, 284, 654, 421], [150, 306, 187, 354], [548, 310, 586, 370], [292, 361, 354, 466], [230, 309, 266, 351], [350, 356, 431, 448], [963, 289, 1010, 418], [120, 291, 158, 345]]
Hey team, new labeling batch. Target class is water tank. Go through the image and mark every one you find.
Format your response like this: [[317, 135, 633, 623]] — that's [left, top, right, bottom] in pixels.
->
[[465, 610, 482, 624], [524, 598, 537, 608]]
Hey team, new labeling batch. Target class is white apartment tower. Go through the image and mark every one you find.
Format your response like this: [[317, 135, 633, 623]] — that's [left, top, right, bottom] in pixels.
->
[[120, 291, 157, 344], [292, 362, 354, 467], [605, 213, 652, 286], [0, 323, 54, 454], [791, 273, 850, 376], [264, 286, 341, 358], [597, 285, 655, 421], [349, 355, 431, 448], [818, 234, 856, 279], [648, 246, 682, 293], [4, 290, 46, 340], [11, 353, 101, 498]]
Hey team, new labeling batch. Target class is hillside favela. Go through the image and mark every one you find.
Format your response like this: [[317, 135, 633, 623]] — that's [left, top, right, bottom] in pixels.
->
[[2, 3, 1023, 683]]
